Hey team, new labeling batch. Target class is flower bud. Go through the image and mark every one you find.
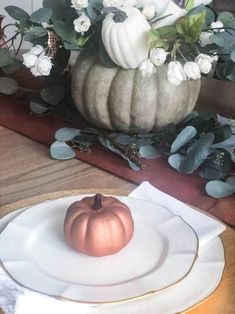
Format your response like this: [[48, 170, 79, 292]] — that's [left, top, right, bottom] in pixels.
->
[[199, 32, 212, 47], [195, 54, 213, 74], [23, 53, 38, 68], [138, 58, 156, 77], [184, 62, 201, 80], [167, 61, 186, 86], [211, 21, 224, 32], [150, 48, 168, 66], [142, 4, 155, 19], [36, 56, 53, 76]]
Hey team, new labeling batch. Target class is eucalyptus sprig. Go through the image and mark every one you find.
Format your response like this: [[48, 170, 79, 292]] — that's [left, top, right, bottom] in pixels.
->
[[50, 111, 235, 199]]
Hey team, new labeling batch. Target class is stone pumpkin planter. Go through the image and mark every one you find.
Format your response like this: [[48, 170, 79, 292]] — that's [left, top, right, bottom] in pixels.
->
[[71, 53, 201, 133]]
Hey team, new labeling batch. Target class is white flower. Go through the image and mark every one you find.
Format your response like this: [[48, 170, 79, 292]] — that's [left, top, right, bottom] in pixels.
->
[[142, 4, 155, 20], [30, 66, 42, 77], [150, 48, 168, 66], [71, 0, 89, 10], [184, 62, 201, 80], [73, 13, 91, 34], [23, 53, 38, 68], [30, 56, 53, 77], [195, 54, 213, 74], [138, 58, 156, 77], [36, 56, 53, 76], [167, 61, 186, 86], [41, 22, 50, 29], [102, 0, 124, 8], [22, 45, 46, 69], [199, 32, 213, 47], [211, 21, 225, 32]]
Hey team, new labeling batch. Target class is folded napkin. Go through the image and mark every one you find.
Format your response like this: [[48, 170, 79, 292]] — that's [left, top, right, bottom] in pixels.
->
[[0, 182, 226, 314], [129, 181, 226, 247]]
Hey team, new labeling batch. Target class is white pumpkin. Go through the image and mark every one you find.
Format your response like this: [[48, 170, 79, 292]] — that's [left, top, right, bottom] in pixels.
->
[[102, 7, 151, 69], [153, 1, 186, 28]]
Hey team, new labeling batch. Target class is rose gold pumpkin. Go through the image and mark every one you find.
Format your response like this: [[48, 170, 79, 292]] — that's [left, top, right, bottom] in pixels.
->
[[64, 194, 134, 257]]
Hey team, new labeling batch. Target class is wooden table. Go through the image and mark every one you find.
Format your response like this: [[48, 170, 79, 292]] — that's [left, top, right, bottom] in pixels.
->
[[0, 126, 234, 314]]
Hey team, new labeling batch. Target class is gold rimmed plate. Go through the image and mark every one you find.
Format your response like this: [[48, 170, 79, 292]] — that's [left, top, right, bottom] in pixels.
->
[[0, 194, 199, 303]]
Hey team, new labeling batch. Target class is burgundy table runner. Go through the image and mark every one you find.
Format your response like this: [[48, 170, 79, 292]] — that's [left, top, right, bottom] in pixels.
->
[[0, 95, 234, 226]]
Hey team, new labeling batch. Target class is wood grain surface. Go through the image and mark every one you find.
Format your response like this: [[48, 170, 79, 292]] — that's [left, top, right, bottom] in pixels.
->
[[0, 188, 234, 314], [0, 127, 135, 207]]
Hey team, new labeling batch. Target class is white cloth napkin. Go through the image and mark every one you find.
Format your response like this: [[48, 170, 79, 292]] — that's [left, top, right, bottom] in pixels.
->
[[0, 182, 226, 314]]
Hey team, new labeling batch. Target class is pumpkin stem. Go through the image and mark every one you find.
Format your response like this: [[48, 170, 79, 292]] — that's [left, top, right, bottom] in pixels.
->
[[102, 7, 128, 23], [92, 194, 102, 211]]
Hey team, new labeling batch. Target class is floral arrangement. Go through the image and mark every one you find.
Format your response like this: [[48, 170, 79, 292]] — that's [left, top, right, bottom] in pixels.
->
[[0, 0, 235, 86], [0, 0, 234, 198]]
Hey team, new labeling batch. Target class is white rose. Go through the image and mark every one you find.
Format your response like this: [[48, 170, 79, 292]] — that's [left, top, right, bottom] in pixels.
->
[[138, 58, 156, 77], [211, 21, 225, 32], [23, 53, 38, 68], [167, 61, 186, 86], [29, 45, 44, 56], [142, 4, 155, 19], [30, 66, 42, 77], [102, 0, 124, 8], [184, 62, 201, 80], [136, 0, 170, 15], [150, 48, 168, 66], [71, 0, 89, 10], [35, 56, 53, 76], [199, 32, 213, 47], [195, 54, 213, 74], [73, 13, 91, 34]]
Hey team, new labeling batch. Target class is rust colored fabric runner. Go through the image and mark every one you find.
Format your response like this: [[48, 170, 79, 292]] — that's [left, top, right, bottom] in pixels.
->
[[0, 95, 234, 226]]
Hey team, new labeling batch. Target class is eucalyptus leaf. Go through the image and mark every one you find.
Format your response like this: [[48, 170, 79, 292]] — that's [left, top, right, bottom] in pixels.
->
[[98, 138, 140, 171], [41, 85, 65, 106], [227, 176, 235, 187], [2, 59, 22, 74], [213, 134, 235, 148], [73, 134, 94, 146], [171, 126, 197, 153], [31, 8, 53, 23], [217, 11, 235, 26], [205, 180, 235, 198], [53, 20, 76, 43], [24, 26, 47, 41], [0, 49, 14, 67], [29, 101, 50, 114], [139, 145, 160, 159], [199, 149, 232, 180], [0, 78, 19, 95], [231, 50, 235, 62], [168, 154, 185, 171], [180, 133, 215, 174], [5, 6, 30, 21], [186, 4, 205, 16], [55, 128, 80, 142], [50, 141, 76, 160], [112, 134, 133, 145], [214, 125, 232, 144]]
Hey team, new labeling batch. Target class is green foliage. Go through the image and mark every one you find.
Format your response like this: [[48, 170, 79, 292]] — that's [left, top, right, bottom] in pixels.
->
[[0, 49, 14, 67], [4, 6, 30, 21], [31, 8, 53, 23], [176, 12, 206, 43], [24, 26, 47, 41], [53, 21, 76, 44], [0, 77, 19, 95]]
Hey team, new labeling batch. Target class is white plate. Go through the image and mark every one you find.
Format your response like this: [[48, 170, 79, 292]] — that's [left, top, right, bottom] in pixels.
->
[[0, 195, 198, 303]]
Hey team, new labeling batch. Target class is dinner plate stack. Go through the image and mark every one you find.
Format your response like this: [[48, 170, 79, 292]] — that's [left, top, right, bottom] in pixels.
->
[[0, 190, 225, 314]]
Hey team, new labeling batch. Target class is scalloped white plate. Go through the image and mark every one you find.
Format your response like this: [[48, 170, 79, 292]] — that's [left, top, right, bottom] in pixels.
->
[[0, 195, 198, 303]]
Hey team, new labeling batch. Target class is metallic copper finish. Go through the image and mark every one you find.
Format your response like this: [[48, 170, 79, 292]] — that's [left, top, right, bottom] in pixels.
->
[[64, 194, 134, 257]]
